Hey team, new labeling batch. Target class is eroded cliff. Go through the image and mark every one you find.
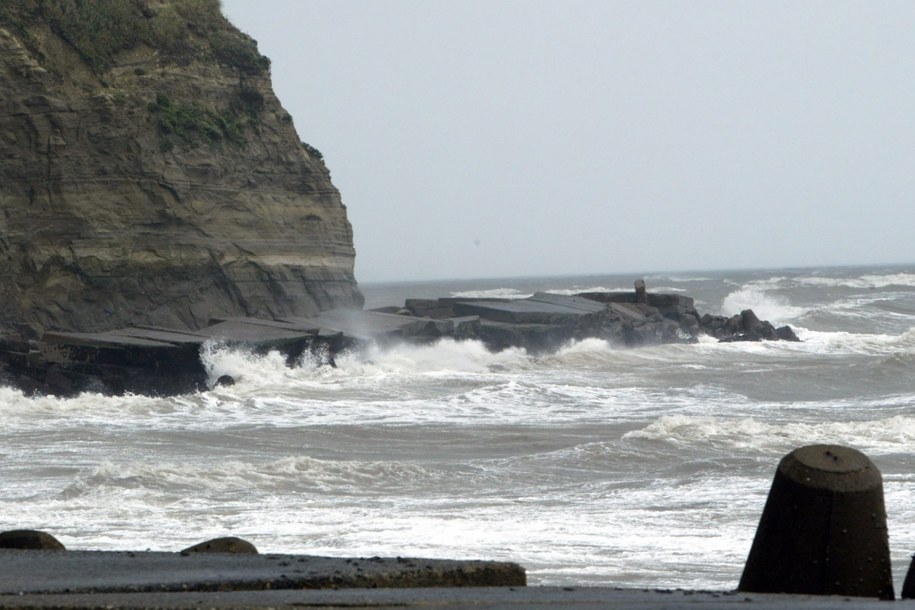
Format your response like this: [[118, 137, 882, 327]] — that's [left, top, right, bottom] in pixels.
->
[[0, 0, 362, 336]]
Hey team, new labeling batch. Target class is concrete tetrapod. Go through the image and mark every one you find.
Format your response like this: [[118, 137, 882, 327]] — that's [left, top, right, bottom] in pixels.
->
[[738, 445, 894, 599], [902, 558, 915, 598]]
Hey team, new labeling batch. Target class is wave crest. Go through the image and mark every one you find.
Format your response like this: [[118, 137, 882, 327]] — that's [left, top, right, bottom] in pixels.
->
[[60, 455, 434, 498], [624, 414, 915, 454], [798, 272, 915, 290]]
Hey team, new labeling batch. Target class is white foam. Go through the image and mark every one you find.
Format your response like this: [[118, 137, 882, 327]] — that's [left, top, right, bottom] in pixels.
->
[[662, 275, 713, 283], [59, 455, 435, 499], [648, 286, 687, 293], [0, 384, 191, 430], [793, 326, 915, 356], [350, 339, 530, 375], [798, 272, 915, 289], [720, 285, 807, 324], [543, 286, 630, 296], [624, 413, 915, 454], [449, 288, 532, 299], [554, 337, 614, 357]]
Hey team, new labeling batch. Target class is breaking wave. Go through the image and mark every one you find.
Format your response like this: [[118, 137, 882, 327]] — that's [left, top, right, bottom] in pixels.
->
[[720, 285, 807, 324], [449, 288, 531, 299], [797, 272, 915, 290], [624, 413, 915, 455], [60, 456, 436, 499]]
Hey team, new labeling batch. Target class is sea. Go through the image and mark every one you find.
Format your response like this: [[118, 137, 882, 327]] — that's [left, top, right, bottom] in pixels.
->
[[2, 264, 915, 590]]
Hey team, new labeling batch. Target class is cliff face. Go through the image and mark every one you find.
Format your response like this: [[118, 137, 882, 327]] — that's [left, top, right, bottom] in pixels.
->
[[0, 0, 362, 336]]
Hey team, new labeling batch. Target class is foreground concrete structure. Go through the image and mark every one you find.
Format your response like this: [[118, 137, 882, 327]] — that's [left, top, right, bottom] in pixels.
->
[[0, 549, 524, 593], [739, 445, 894, 599], [0, 549, 908, 609], [2, 587, 913, 609]]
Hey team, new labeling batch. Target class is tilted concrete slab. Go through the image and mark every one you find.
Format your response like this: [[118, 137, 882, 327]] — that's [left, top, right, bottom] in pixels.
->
[[117, 327, 209, 346], [528, 292, 608, 313], [452, 293, 606, 325], [195, 319, 316, 346], [41, 331, 181, 350], [208, 317, 320, 334], [607, 302, 651, 323]]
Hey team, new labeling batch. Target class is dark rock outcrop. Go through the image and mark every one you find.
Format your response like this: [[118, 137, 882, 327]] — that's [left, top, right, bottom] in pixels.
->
[[0, 1, 362, 338], [0, 529, 66, 550], [701, 310, 801, 342], [181, 537, 258, 555]]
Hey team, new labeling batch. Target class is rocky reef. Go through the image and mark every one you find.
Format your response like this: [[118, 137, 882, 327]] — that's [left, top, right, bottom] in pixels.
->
[[0, 280, 799, 396], [0, 0, 362, 338]]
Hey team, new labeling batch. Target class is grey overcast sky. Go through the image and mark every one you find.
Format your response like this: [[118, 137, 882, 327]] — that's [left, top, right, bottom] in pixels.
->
[[221, 1, 915, 283]]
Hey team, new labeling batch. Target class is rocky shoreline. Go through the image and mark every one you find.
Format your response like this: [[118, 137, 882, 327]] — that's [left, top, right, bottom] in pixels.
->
[[0, 281, 798, 397]]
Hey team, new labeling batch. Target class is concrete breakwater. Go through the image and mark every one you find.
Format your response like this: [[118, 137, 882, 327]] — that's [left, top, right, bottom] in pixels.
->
[[0, 537, 527, 595], [0, 281, 799, 397]]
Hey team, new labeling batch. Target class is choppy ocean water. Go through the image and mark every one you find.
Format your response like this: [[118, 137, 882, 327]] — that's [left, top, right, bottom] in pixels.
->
[[2, 264, 915, 590]]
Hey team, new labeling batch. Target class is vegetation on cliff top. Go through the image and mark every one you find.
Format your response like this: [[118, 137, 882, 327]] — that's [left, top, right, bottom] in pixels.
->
[[0, 0, 270, 75], [0, 0, 272, 150]]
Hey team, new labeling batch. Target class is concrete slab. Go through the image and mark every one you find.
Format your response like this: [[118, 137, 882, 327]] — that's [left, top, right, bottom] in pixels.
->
[[195, 320, 315, 346], [41, 331, 179, 350], [284, 309, 433, 342], [453, 293, 606, 324], [0, 586, 900, 609], [0, 550, 523, 594], [208, 317, 320, 334], [118, 327, 208, 346], [529, 292, 608, 313], [608, 302, 650, 323]]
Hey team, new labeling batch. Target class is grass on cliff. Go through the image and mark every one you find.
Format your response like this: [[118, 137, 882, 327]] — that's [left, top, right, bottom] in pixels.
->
[[0, 0, 270, 75], [149, 87, 264, 150]]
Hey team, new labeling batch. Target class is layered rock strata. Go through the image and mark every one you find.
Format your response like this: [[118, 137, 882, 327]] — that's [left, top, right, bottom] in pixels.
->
[[0, 1, 362, 337]]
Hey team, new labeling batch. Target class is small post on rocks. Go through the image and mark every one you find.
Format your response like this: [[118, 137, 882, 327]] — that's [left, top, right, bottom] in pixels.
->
[[738, 444, 894, 600], [634, 279, 647, 304]]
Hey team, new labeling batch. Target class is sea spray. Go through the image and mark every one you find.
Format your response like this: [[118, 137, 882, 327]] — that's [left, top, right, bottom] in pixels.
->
[[720, 284, 807, 324]]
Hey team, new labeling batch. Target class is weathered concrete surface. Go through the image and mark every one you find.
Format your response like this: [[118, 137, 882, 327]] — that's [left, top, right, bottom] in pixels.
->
[[451, 293, 606, 324], [0, 587, 905, 609], [0, 549, 525, 594], [0, 546, 897, 607], [740, 445, 893, 599]]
